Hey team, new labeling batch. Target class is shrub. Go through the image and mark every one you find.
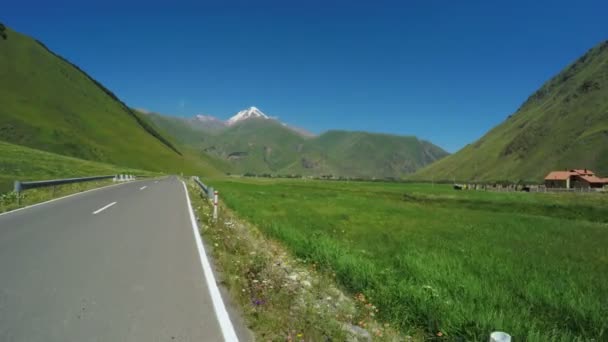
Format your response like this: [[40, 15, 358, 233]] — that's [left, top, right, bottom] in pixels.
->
[[0, 23, 7, 40]]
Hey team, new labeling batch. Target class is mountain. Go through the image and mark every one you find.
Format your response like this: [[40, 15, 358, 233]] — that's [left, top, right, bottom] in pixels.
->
[[0, 24, 221, 176], [293, 130, 450, 177], [194, 114, 227, 131], [412, 40, 608, 182], [227, 106, 269, 125], [148, 108, 449, 177]]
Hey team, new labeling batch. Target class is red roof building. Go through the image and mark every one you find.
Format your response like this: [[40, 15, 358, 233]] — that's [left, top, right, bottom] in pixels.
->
[[544, 169, 608, 189]]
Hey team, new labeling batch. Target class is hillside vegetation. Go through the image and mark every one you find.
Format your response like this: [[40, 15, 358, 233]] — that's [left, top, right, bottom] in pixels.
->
[[148, 115, 449, 178], [413, 40, 608, 182], [0, 25, 220, 176], [292, 130, 449, 177], [0, 140, 148, 193]]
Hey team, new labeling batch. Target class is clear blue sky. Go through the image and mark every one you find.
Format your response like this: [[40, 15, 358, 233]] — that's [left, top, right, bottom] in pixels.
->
[[3, 0, 607, 152]]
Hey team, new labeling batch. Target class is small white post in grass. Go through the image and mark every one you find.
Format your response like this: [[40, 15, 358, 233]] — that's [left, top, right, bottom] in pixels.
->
[[490, 331, 511, 342], [213, 190, 219, 221]]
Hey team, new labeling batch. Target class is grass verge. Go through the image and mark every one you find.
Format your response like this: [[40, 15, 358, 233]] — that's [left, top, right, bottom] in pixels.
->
[[185, 180, 407, 341], [1, 179, 117, 213], [206, 178, 608, 341]]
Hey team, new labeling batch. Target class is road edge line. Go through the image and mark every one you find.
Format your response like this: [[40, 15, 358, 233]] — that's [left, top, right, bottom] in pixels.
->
[[0, 180, 141, 217], [181, 180, 239, 342]]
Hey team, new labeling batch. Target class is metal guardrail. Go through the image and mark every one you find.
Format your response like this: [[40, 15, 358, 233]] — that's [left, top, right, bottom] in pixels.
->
[[192, 176, 219, 220], [14, 175, 115, 193], [13, 174, 137, 205], [192, 176, 214, 200]]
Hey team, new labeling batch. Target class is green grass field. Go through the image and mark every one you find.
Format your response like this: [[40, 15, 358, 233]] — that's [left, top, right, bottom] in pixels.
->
[[0, 140, 151, 193], [208, 178, 608, 340]]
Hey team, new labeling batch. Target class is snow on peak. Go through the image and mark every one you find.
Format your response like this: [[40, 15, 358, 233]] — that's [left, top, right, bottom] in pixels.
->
[[227, 106, 269, 125], [195, 114, 222, 123]]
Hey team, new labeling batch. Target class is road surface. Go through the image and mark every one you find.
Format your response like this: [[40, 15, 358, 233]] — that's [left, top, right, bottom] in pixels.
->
[[0, 177, 243, 341]]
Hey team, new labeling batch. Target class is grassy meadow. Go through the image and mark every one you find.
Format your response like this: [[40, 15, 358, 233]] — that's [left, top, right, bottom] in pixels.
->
[[0, 140, 159, 213], [209, 177, 608, 341], [0, 140, 152, 193]]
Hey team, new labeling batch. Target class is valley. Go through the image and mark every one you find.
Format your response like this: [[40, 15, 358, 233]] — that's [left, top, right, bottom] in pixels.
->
[[1, 9, 607, 342]]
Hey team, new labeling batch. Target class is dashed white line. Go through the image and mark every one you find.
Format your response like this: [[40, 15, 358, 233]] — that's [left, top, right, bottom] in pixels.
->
[[140, 186, 147, 190], [0, 182, 129, 218], [154, 181, 159, 184], [92, 202, 117, 215]]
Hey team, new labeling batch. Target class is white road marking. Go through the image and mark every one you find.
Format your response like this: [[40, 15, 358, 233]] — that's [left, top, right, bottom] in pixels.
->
[[154, 181, 159, 184], [0, 182, 129, 218], [139, 186, 147, 190], [92, 202, 117, 215], [181, 181, 239, 342]]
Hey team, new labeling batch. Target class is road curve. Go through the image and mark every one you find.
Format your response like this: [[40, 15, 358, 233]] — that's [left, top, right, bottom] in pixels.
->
[[0, 176, 240, 341]]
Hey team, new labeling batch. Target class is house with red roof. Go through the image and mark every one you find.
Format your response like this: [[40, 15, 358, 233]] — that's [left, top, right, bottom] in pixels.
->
[[544, 169, 608, 189]]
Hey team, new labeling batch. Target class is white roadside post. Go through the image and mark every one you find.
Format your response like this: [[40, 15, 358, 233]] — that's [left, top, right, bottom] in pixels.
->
[[490, 332, 511, 342], [213, 190, 219, 221]]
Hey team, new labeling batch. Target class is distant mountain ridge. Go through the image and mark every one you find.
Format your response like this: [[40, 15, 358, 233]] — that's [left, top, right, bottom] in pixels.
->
[[147, 109, 450, 178], [412, 40, 608, 182]]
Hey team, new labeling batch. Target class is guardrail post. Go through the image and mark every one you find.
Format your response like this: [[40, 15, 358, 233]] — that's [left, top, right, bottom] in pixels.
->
[[14, 181, 22, 205], [490, 332, 511, 342], [213, 190, 219, 221]]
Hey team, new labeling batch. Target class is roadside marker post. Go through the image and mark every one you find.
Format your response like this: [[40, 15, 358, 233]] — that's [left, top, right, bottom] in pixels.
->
[[490, 332, 511, 342], [213, 190, 219, 221], [14, 181, 22, 205]]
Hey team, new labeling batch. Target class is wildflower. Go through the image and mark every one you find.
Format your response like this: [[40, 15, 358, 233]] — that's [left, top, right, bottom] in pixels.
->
[[437, 331, 443, 337]]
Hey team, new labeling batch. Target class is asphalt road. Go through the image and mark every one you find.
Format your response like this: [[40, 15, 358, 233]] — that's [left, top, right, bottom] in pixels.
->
[[0, 177, 242, 342]]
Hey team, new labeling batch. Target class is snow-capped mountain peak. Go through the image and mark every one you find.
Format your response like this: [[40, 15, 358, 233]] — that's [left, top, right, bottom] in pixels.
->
[[227, 106, 269, 125]]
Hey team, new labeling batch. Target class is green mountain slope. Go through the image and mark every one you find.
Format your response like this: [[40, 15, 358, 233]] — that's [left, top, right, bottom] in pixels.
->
[[0, 141, 148, 193], [413, 40, 608, 182], [291, 130, 449, 177], [203, 118, 307, 173], [142, 112, 220, 146], [148, 112, 449, 177], [0, 25, 220, 176]]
